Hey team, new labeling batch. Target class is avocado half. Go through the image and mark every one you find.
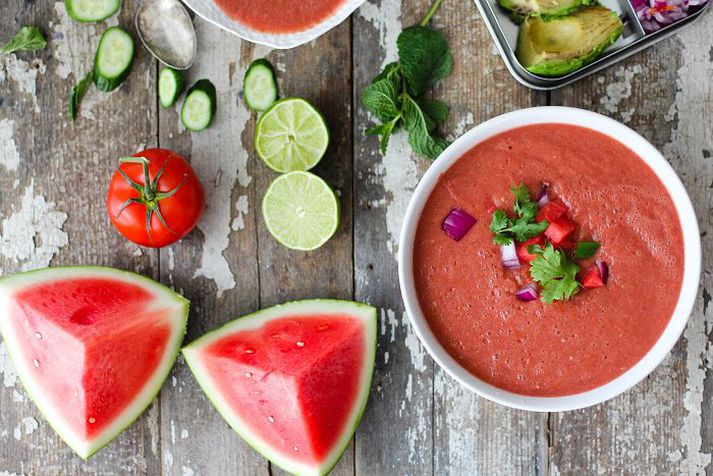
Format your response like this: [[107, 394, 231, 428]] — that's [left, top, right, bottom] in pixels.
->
[[515, 6, 624, 77], [499, 0, 593, 17]]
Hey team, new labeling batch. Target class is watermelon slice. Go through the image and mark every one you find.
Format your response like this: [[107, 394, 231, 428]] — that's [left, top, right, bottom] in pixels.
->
[[0, 266, 189, 459], [183, 300, 376, 476]]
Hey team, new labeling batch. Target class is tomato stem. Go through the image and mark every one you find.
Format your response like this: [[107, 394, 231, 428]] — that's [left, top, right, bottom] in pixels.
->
[[115, 156, 189, 242]]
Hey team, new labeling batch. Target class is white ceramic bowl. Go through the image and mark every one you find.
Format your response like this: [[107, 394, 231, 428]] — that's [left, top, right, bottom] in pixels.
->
[[183, 0, 366, 49], [398, 106, 701, 412]]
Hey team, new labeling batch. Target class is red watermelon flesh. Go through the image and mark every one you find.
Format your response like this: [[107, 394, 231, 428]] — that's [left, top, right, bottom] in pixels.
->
[[200, 315, 363, 462], [183, 300, 376, 476], [0, 267, 189, 459]]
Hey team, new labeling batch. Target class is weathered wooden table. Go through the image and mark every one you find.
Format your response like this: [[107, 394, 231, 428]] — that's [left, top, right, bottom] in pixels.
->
[[0, 0, 711, 474]]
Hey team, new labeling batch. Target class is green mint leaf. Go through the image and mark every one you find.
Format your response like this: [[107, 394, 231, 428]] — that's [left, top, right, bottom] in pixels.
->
[[530, 243, 580, 303], [367, 117, 400, 155], [396, 26, 453, 96], [69, 71, 94, 121], [372, 62, 401, 83], [416, 98, 449, 131], [362, 77, 401, 123], [1, 26, 47, 54], [493, 234, 513, 246], [403, 95, 449, 160]]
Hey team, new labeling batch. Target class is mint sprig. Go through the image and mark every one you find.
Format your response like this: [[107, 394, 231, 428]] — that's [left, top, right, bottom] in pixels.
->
[[361, 0, 452, 160], [1, 26, 46, 54]]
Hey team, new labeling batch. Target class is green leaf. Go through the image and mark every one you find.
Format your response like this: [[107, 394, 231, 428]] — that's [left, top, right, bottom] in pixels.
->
[[1, 26, 46, 54], [489, 209, 509, 234], [372, 62, 400, 83], [574, 241, 600, 259], [416, 98, 449, 131], [507, 218, 549, 242], [403, 95, 450, 160], [511, 183, 539, 220], [530, 243, 581, 303], [367, 117, 400, 155], [68, 71, 94, 121], [397, 26, 453, 96], [362, 77, 401, 123]]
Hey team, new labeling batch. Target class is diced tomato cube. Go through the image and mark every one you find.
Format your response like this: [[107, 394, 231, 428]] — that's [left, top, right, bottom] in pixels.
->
[[581, 265, 605, 289], [517, 236, 545, 263], [544, 218, 576, 247], [537, 200, 568, 223]]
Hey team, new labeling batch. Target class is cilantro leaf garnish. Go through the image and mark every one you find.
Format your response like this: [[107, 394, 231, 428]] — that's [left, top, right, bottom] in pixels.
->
[[530, 243, 581, 303], [361, 0, 451, 160], [489, 183, 548, 244]]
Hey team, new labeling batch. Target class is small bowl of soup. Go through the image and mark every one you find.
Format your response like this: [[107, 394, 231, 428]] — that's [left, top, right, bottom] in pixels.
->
[[184, 0, 365, 48], [398, 107, 701, 411]]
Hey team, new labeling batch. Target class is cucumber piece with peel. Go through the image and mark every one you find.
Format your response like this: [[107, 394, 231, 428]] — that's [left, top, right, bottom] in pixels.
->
[[65, 0, 121, 22], [181, 79, 216, 132], [159, 68, 185, 109], [243, 59, 279, 112], [93, 27, 134, 92]]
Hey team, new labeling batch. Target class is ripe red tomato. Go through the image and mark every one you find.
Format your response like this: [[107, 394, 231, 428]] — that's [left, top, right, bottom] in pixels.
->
[[107, 148, 205, 248]]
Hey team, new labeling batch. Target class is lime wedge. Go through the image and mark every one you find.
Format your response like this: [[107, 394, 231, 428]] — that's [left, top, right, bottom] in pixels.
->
[[262, 171, 340, 251], [255, 98, 329, 173]]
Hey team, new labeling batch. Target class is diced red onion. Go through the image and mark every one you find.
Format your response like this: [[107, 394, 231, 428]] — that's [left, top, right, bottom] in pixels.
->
[[631, 0, 705, 33], [500, 242, 520, 269], [442, 208, 476, 241], [596, 261, 609, 284], [516, 284, 539, 302], [537, 183, 550, 207]]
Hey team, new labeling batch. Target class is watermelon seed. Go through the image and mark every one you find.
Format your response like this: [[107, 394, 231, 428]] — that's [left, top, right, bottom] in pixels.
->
[[296, 341, 305, 347], [267, 416, 275, 423], [34, 332, 42, 339], [89, 417, 96, 424], [244, 372, 253, 378], [317, 325, 329, 332], [32, 359, 39, 368], [293, 445, 299, 452], [245, 349, 255, 354]]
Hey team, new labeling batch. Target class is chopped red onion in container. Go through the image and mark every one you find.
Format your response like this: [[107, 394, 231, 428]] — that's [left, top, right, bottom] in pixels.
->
[[442, 208, 476, 241], [631, 0, 708, 32]]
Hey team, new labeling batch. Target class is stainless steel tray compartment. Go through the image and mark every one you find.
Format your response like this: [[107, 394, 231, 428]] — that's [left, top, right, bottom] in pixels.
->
[[473, 0, 712, 90]]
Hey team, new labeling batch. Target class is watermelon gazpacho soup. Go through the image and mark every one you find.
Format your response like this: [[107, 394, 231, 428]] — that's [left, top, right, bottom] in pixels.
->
[[0, 267, 189, 459], [183, 300, 376, 476], [212, 0, 346, 33], [413, 124, 684, 397]]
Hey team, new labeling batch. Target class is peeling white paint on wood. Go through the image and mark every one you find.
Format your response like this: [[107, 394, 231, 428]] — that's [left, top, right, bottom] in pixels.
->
[[13, 417, 38, 441], [230, 195, 249, 231], [0, 119, 20, 172], [0, 342, 18, 388], [0, 56, 45, 112], [662, 19, 713, 474], [0, 180, 69, 271], [192, 22, 266, 297], [599, 64, 642, 121]]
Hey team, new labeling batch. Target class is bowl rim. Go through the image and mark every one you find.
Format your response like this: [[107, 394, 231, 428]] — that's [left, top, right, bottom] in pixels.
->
[[182, 0, 367, 49], [397, 106, 702, 412]]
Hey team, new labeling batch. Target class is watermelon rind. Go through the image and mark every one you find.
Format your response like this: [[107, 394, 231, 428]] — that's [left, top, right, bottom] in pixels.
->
[[0, 266, 189, 459], [182, 299, 377, 476]]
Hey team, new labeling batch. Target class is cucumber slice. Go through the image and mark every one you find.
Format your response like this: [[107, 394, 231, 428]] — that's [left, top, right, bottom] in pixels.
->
[[243, 59, 278, 112], [65, 0, 121, 22], [93, 27, 134, 92], [159, 68, 185, 109], [181, 79, 216, 132]]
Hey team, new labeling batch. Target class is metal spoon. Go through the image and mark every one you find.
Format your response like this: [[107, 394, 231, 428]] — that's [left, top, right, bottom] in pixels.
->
[[135, 0, 197, 70]]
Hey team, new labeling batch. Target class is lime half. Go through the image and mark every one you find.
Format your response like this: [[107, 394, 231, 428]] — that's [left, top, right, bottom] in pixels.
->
[[255, 98, 329, 173], [262, 171, 339, 251]]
